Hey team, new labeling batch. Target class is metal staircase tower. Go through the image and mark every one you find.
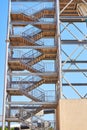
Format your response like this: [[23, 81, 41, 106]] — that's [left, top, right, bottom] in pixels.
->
[[2, 0, 87, 130]]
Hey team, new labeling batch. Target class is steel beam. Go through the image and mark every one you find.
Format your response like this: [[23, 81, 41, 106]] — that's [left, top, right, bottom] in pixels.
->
[[63, 69, 87, 72], [61, 40, 87, 45], [11, 0, 53, 2], [60, 16, 87, 22], [11, 106, 55, 110], [9, 46, 56, 49], [9, 59, 87, 64], [63, 83, 87, 86], [7, 101, 57, 106], [8, 72, 57, 76], [62, 60, 87, 63], [12, 21, 55, 27]]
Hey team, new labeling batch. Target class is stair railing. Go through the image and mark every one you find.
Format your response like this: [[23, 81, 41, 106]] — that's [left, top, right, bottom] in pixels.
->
[[32, 63, 45, 72], [20, 49, 41, 64], [11, 2, 54, 23], [18, 107, 51, 129], [19, 75, 41, 90], [20, 49, 45, 72], [23, 3, 54, 16], [11, 2, 54, 14], [18, 108, 34, 128], [30, 88, 45, 102], [22, 27, 41, 37], [45, 90, 57, 102], [10, 75, 42, 90], [15, 108, 51, 129], [22, 27, 44, 46]]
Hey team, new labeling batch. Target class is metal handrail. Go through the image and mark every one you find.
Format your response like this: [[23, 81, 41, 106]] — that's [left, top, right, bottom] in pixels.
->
[[10, 27, 44, 46], [21, 50, 40, 60], [8, 49, 41, 59], [7, 108, 56, 129], [22, 27, 44, 46], [19, 49, 45, 72], [32, 63, 45, 72], [45, 90, 56, 102], [22, 27, 41, 36], [8, 76, 41, 89], [7, 76, 45, 101], [29, 88, 45, 101], [30, 87, 45, 96], [37, 93, 45, 101], [23, 3, 54, 15], [19, 76, 41, 90], [11, 3, 54, 15]]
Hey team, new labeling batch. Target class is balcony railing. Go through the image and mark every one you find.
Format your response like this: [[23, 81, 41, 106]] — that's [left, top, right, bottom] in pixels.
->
[[11, 2, 54, 15], [6, 108, 56, 129]]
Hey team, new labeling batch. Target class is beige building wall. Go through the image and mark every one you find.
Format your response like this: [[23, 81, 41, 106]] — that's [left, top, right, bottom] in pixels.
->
[[57, 99, 87, 130]]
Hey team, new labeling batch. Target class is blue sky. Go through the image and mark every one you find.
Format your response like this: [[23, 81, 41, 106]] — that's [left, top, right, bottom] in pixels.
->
[[0, 0, 87, 116], [0, 0, 8, 115]]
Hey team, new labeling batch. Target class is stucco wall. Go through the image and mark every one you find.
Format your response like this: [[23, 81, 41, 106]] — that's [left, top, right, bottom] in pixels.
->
[[58, 99, 87, 130]]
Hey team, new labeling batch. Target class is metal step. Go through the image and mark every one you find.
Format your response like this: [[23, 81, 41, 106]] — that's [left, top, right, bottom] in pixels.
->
[[34, 8, 55, 19], [19, 62, 38, 73], [28, 54, 45, 66], [20, 61, 45, 73], [33, 31, 55, 41]]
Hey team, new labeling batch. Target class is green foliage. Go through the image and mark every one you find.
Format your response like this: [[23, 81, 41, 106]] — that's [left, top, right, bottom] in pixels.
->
[[5, 128, 8, 130], [11, 128, 14, 130], [0, 127, 14, 130], [49, 127, 54, 130]]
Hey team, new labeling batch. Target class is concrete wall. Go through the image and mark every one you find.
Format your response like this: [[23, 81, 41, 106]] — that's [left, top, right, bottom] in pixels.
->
[[58, 99, 87, 130]]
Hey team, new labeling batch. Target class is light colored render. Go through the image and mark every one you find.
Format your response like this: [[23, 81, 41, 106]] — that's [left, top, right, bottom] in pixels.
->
[[58, 99, 87, 130]]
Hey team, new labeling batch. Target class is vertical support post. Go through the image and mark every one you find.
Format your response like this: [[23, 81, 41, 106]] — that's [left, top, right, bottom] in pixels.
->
[[8, 95, 11, 130], [56, 0, 62, 99], [8, 122, 10, 130], [2, 0, 11, 130], [55, 1, 62, 129]]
